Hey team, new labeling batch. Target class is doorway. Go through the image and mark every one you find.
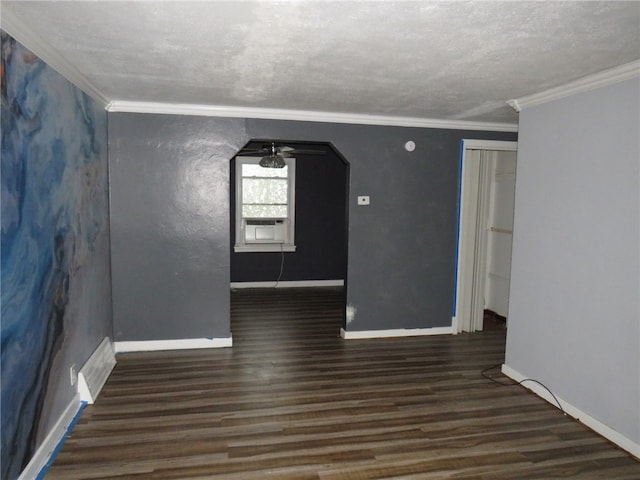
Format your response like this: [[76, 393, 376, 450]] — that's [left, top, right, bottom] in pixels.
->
[[454, 140, 518, 333], [229, 140, 349, 286]]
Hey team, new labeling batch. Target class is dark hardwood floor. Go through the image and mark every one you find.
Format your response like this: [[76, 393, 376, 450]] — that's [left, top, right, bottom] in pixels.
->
[[46, 287, 639, 479]]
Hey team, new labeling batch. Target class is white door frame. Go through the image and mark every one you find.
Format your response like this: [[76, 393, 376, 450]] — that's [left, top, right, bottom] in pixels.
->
[[453, 140, 518, 333]]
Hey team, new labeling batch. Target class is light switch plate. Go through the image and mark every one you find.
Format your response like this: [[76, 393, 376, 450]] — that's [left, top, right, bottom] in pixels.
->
[[357, 196, 370, 205]]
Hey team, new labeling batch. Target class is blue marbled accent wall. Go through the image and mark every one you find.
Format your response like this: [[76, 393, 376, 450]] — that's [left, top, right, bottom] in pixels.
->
[[1, 32, 112, 480]]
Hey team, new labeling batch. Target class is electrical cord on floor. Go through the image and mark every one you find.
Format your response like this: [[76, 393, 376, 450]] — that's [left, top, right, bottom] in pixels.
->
[[272, 243, 285, 288], [481, 364, 566, 415]]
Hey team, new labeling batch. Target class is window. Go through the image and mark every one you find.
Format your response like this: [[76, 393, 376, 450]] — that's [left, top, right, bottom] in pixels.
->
[[235, 156, 296, 252]]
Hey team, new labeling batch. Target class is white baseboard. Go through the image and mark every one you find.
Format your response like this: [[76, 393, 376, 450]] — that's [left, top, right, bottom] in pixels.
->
[[78, 337, 116, 404], [340, 326, 453, 340], [114, 336, 233, 353], [230, 279, 344, 289], [501, 364, 640, 459], [18, 394, 85, 480]]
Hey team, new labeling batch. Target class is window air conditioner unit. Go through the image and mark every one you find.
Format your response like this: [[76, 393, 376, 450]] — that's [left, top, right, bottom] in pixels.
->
[[244, 219, 286, 243]]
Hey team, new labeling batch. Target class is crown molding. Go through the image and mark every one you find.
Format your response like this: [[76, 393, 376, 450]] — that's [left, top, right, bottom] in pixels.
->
[[1, 5, 110, 107], [507, 60, 640, 112], [107, 101, 518, 132]]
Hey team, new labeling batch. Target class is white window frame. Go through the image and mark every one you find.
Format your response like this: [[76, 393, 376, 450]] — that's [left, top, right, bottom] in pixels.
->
[[234, 156, 296, 253]]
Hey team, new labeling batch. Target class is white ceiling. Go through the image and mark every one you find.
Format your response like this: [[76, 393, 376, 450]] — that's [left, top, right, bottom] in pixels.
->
[[2, 1, 639, 127]]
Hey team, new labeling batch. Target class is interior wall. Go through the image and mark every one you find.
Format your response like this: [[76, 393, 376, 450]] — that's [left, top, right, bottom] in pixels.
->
[[109, 113, 515, 340], [230, 142, 348, 283], [505, 78, 640, 446], [246, 120, 517, 331], [1, 33, 112, 479], [108, 114, 243, 341]]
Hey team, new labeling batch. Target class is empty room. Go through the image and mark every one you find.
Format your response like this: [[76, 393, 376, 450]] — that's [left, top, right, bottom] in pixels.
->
[[1, 1, 639, 479]]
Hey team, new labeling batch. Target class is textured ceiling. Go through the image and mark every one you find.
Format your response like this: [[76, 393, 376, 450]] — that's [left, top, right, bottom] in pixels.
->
[[3, 1, 639, 125]]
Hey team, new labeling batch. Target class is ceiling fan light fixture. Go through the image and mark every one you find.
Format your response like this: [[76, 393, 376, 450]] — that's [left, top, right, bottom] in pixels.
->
[[259, 153, 286, 168]]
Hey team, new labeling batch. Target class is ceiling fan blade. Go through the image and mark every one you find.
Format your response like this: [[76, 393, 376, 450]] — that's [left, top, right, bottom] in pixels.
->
[[239, 143, 326, 157], [286, 149, 325, 155], [239, 148, 268, 155]]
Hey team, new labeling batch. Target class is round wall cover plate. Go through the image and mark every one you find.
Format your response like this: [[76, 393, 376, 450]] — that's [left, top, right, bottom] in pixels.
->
[[404, 141, 416, 152]]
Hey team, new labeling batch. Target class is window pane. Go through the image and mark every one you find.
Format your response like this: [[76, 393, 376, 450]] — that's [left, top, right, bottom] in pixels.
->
[[242, 205, 288, 218], [242, 164, 288, 178], [242, 178, 288, 204]]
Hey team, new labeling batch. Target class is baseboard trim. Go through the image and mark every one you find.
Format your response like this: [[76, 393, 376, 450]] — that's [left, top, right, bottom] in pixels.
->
[[340, 326, 453, 340], [501, 364, 640, 459], [231, 280, 344, 289], [18, 394, 85, 480], [78, 337, 116, 404], [114, 336, 233, 353]]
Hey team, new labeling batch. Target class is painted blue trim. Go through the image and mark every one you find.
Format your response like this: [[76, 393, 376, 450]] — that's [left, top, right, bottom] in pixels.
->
[[35, 401, 88, 480], [452, 140, 466, 317]]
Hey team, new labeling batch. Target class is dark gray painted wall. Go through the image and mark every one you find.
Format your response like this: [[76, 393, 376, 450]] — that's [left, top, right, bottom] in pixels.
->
[[109, 114, 246, 341], [109, 112, 515, 340], [230, 142, 348, 282], [246, 120, 516, 330]]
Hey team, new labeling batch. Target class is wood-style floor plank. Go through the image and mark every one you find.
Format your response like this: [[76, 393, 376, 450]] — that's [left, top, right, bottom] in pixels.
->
[[45, 287, 639, 479]]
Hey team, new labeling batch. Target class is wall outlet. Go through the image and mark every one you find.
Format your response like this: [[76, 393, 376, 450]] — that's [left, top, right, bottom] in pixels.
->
[[357, 196, 370, 206], [70, 364, 77, 386]]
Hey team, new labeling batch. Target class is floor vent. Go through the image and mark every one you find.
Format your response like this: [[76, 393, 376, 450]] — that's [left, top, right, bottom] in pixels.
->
[[78, 337, 116, 404]]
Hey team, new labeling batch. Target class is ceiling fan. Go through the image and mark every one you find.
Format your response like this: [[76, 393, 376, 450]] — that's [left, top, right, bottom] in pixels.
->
[[238, 142, 324, 168]]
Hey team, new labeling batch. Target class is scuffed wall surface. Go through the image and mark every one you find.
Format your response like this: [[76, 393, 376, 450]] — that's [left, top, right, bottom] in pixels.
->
[[1, 33, 111, 479]]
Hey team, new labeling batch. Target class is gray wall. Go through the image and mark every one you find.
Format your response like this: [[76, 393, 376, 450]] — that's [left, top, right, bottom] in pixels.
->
[[505, 78, 639, 445], [109, 114, 244, 341], [247, 120, 515, 331], [109, 112, 515, 341]]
